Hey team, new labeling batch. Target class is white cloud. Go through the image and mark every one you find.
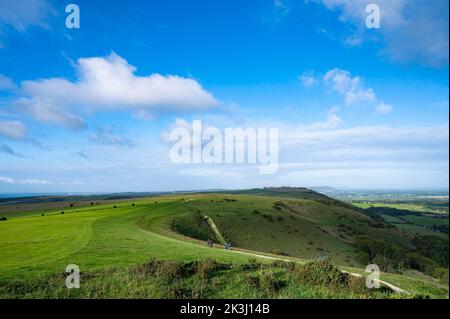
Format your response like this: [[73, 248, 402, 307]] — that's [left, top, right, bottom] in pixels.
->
[[14, 52, 219, 129], [280, 121, 449, 165], [15, 97, 86, 131], [180, 168, 242, 178], [0, 176, 53, 185], [318, 0, 449, 67], [0, 74, 17, 91], [0, 120, 27, 139], [299, 71, 318, 88], [375, 101, 393, 114], [322, 68, 393, 114], [301, 107, 343, 130], [323, 68, 376, 105], [274, 0, 290, 15]]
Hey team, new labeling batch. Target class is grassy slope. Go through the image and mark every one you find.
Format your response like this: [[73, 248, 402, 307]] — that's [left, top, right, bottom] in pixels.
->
[[172, 195, 414, 266], [0, 193, 447, 298], [0, 198, 253, 282]]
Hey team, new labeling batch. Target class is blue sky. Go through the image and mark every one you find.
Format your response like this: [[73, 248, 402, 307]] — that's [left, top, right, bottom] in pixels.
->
[[0, 0, 448, 193]]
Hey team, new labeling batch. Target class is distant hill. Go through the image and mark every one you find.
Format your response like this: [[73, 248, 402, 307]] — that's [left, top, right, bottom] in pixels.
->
[[211, 186, 332, 200]]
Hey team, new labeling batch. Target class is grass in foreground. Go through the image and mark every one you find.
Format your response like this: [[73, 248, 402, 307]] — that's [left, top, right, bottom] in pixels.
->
[[0, 258, 410, 299]]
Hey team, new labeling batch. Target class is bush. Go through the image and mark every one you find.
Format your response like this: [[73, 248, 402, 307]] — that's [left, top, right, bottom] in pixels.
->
[[135, 260, 199, 280], [0, 217, 7, 221], [239, 258, 262, 271], [246, 271, 284, 297], [295, 259, 349, 290], [196, 259, 218, 279], [134, 259, 162, 275], [347, 276, 369, 295], [259, 271, 283, 296], [60, 212, 64, 214], [163, 283, 188, 299]]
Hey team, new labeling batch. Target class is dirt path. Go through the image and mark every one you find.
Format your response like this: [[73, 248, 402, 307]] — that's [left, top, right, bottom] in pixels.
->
[[203, 215, 408, 294], [204, 215, 226, 244], [230, 247, 408, 294]]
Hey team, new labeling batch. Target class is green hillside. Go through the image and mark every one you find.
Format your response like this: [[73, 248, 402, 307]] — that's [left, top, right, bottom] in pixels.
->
[[0, 189, 448, 298]]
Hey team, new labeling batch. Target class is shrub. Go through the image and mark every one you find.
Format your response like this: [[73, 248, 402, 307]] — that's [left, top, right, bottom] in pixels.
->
[[134, 259, 162, 275], [157, 261, 184, 282], [246, 271, 284, 297], [347, 276, 369, 295], [60, 212, 64, 214], [271, 260, 296, 272], [163, 283, 188, 299], [239, 258, 262, 271], [135, 259, 199, 280], [259, 271, 283, 296], [294, 259, 349, 290], [0, 217, 7, 221], [196, 259, 218, 279], [246, 275, 260, 288]]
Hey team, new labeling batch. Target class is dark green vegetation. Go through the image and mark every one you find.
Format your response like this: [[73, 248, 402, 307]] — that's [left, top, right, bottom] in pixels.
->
[[0, 258, 399, 299], [349, 205, 449, 282], [0, 188, 448, 298]]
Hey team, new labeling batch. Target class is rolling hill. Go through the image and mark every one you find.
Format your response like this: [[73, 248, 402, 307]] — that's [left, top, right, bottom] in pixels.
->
[[0, 188, 447, 298]]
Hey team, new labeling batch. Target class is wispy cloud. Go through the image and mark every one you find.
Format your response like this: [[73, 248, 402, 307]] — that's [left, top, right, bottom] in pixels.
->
[[323, 68, 392, 114], [75, 151, 89, 159], [0, 0, 55, 47], [0, 74, 17, 91], [0, 144, 28, 158], [0, 120, 27, 139], [299, 71, 318, 88], [375, 101, 393, 115], [317, 0, 449, 67], [90, 126, 136, 147], [323, 68, 375, 105], [0, 176, 52, 185]]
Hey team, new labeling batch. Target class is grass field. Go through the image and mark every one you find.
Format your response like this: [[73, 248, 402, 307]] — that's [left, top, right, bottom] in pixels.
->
[[352, 201, 449, 214], [0, 192, 448, 298], [352, 202, 434, 212]]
